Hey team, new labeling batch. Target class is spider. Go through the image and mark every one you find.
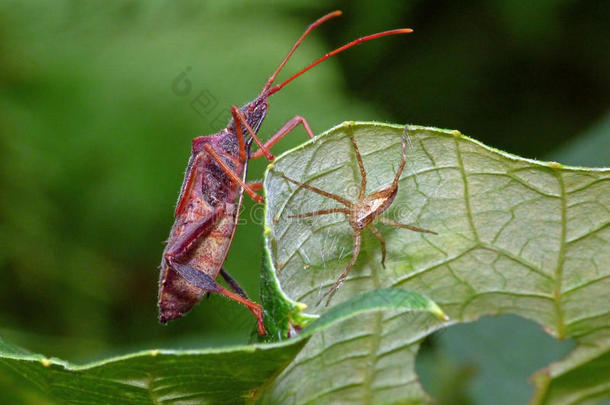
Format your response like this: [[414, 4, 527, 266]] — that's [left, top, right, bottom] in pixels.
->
[[281, 124, 437, 306]]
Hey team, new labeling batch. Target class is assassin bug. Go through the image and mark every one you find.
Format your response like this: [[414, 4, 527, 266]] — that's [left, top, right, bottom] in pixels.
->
[[158, 11, 413, 335], [281, 124, 437, 307]]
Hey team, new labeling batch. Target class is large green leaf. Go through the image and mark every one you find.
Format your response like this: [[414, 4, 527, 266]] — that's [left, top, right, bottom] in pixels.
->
[[262, 122, 609, 404]]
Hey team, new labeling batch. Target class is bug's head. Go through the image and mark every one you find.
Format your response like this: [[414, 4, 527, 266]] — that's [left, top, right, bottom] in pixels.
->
[[239, 96, 269, 134]]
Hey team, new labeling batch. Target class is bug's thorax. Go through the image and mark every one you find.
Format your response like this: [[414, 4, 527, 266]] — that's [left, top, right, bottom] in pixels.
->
[[350, 186, 398, 229]]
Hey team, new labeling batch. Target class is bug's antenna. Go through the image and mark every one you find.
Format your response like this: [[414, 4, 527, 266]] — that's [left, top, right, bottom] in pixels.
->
[[262, 10, 343, 95], [265, 28, 413, 97]]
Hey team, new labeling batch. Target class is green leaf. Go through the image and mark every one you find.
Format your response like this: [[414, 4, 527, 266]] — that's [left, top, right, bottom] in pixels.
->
[[262, 122, 609, 404], [0, 289, 442, 404]]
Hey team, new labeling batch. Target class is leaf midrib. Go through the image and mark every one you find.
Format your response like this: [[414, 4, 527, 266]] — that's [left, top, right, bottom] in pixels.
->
[[554, 171, 567, 339]]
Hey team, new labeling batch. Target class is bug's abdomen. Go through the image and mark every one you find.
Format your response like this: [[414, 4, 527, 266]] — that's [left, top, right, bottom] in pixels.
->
[[158, 204, 237, 322]]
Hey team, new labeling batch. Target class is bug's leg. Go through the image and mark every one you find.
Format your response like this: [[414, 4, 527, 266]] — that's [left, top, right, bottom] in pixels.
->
[[219, 285, 265, 336], [231, 106, 274, 161], [347, 125, 367, 200], [367, 224, 386, 268], [230, 106, 247, 161], [220, 267, 248, 299], [281, 174, 352, 207], [317, 230, 362, 307], [170, 262, 265, 335], [251, 116, 315, 160], [378, 216, 437, 235], [248, 181, 263, 191], [170, 262, 221, 291], [203, 144, 264, 203]]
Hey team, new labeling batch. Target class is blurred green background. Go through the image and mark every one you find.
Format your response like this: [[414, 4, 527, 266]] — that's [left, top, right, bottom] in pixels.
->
[[1, 0, 608, 403]]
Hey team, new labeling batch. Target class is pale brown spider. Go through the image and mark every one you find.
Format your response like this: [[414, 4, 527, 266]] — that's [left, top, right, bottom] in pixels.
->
[[282, 125, 437, 306]]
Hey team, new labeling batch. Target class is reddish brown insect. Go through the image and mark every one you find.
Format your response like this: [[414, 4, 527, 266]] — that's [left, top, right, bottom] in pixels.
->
[[281, 125, 437, 306], [158, 11, 413, 335]]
